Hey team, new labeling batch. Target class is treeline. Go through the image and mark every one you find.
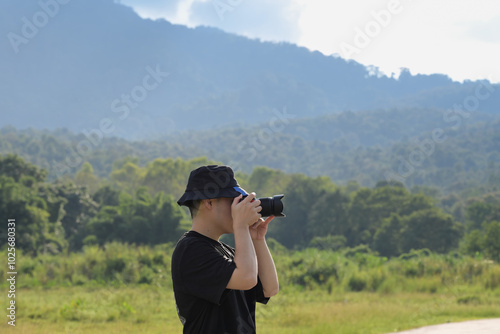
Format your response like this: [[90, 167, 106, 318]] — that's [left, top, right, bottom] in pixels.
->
[[1, 154, 499, 261]]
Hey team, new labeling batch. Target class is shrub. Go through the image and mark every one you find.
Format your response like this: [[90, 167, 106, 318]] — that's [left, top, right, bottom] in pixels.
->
[[19, 257, 37, 276], [484, 266, 500, 290], [309, 235, 346, 251], [367, 268, 387, 291], [347, 272, 368, 292], [83, 235, 98, 246], [105, 258, 126, 278], [71, 273, 88, 286], [59, 299, 84, 321], [457, 295, 481, 304], [138, 267, 155, 284], [343, 245, 373, 257], [152, 254, 165, 265]]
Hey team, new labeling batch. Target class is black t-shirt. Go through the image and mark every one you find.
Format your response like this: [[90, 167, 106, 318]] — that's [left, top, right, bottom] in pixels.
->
[[171, 231, 270, 334]]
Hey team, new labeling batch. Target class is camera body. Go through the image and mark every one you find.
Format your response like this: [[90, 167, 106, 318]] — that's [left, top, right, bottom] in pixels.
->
[[243, 194, 285, 217]]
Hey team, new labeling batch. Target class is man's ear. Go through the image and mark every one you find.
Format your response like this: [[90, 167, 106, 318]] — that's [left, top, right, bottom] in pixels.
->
[[202, 198, 213, 210]]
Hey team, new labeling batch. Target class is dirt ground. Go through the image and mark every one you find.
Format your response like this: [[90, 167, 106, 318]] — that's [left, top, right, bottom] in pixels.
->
[[387, 319, 500, 334]]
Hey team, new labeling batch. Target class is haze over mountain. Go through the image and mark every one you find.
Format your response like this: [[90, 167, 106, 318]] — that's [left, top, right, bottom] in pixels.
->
[[1, 0, 499, 140]]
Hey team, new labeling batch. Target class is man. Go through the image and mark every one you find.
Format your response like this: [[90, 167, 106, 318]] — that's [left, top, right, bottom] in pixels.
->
[[171, 165, 279, 333]]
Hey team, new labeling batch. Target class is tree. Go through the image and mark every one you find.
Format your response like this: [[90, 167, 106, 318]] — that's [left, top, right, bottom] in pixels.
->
[[483, 221, 500, 261], [466, 201, 498, 231], [0, 175, 67, 255], [40, 181, 99, 251], [373, 214, 404, 257], [110, 161, 144, 194], [92, 185, 121, 207], [85, 187, 184, 246], [308, 188, 350, 237], [346, 185, 408, 246], [142, 158, 196, 197], [460, 230, 484, 256], [86, 206, 127, 245], [149, 192, 183, 244], [401, 209, 462, 254], [247, 166, 289, 196], [344, 187, 368, 245], [74, 162, 100, 194], [0, 156, 70, 254], [0, 154, 47, 182], [270, 174, 335, 248]]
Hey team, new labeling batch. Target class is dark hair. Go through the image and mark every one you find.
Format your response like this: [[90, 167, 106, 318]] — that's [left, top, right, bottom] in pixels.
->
[[187, 199, 202, 218]]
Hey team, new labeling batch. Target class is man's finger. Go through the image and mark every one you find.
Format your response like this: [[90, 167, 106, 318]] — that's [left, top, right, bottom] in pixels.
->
[[262, 216, 275, 226], [232, 194, 243, 207], [252, 218, 264, 229]]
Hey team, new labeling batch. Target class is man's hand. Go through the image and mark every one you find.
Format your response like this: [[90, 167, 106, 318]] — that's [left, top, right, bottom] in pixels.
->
[[250, 216, 274, 241], [231, 193, 262, 230]]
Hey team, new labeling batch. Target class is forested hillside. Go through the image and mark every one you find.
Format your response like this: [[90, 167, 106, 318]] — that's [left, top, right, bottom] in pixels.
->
[[2, 106, 499, 195], [2, 154, 499, 262]]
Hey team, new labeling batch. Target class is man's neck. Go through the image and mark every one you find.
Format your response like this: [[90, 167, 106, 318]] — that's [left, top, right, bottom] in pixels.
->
[[191, 218, 223, 241]]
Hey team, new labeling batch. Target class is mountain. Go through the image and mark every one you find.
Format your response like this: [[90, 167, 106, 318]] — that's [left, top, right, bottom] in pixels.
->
[[1, 0, 499, 140]]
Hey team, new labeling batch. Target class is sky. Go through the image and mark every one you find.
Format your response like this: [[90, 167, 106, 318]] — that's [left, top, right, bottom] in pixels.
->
[[118, 0, 500, 83]]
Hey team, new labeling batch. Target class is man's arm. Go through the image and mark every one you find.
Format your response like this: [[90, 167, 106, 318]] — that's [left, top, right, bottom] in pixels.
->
[[251, 216, 279, 297], [227, 193, 261, 291], [227, 225, 258, 290]]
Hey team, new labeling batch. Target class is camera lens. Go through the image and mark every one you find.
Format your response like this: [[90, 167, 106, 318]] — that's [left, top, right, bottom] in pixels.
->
[[258, 194, 285, 217]]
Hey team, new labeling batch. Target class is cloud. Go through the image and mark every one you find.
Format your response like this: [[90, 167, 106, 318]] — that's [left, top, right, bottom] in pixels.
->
[[466, 15, 500, 43], [118, 0, 302, 43], [188, 0, 303, 43], [118, 0, 181, 21], [292, 0, 500, 82]]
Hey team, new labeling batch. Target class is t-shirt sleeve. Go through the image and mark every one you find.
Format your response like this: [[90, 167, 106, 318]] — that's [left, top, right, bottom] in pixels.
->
[[253, 277, 270, 305], [177, 239, 236, 305]]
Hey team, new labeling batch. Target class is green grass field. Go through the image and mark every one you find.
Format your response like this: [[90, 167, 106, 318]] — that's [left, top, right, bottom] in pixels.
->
[[2, 285, 499, 334], [2, 245, 500, 333]]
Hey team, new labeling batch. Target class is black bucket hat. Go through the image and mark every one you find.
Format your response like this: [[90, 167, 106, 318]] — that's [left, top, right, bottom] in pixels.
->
[[177, 165, 248, 206]]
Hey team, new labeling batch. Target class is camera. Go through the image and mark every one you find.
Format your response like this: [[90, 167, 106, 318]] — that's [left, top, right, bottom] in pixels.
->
[[241, 194, 285, 217], [258, 194, 285, 217], [234, 187, 285, 217]]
